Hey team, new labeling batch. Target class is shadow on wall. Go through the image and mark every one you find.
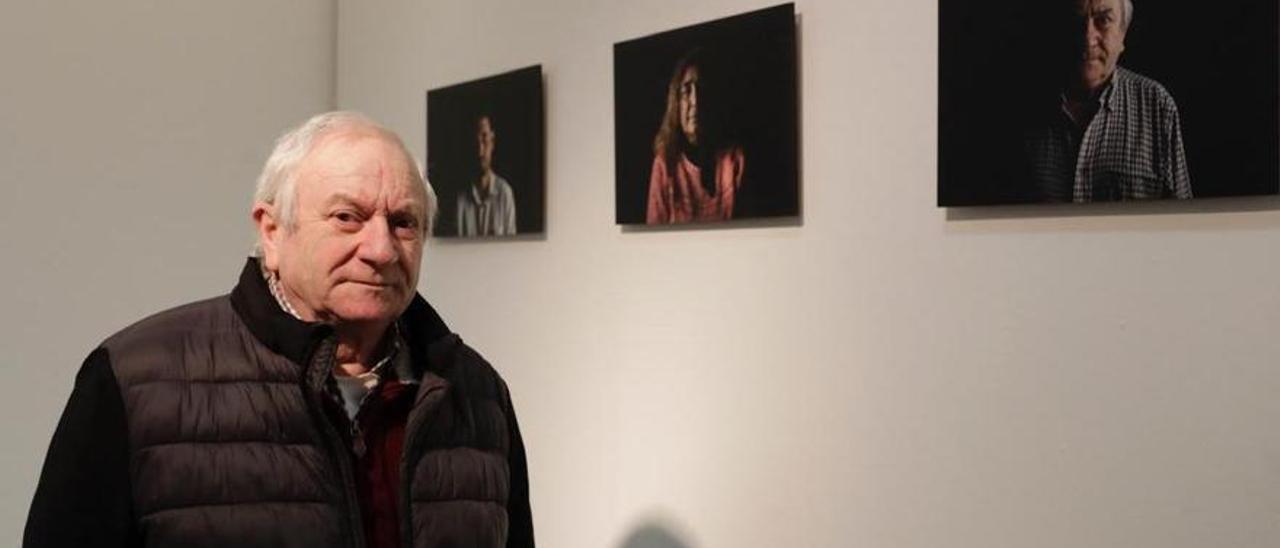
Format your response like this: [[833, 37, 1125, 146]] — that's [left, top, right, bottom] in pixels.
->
[[618, 521, 696, 548]]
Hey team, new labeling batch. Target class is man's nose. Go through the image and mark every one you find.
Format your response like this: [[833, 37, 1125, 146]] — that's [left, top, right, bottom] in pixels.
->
[[1084, 20, 1101, 44], [358, 216, 398, 265]]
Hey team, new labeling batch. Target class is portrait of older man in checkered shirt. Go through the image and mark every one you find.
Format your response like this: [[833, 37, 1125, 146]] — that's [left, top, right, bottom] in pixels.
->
[[1024, 0, 1192, 202]]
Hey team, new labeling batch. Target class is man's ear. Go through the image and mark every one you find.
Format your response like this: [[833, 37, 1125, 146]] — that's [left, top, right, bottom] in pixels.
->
[[252, 202, 282, 272]]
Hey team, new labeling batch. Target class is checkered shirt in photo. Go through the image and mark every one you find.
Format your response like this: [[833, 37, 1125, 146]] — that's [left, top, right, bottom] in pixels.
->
[[1025, 66, 1192, 202]]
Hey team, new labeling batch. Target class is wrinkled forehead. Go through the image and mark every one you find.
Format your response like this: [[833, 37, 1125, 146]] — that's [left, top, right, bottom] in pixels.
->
[[302, 129, 425, 201]]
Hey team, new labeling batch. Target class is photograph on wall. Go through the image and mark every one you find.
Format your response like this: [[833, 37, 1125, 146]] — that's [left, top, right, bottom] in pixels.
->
[[938, 0, 1279, 206], [614, 3, 798, 225], [427, 65, 544, 237]]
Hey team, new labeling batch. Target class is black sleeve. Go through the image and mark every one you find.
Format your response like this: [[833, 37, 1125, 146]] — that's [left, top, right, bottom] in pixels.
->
[[504, 390, 534, 548], [24, 348, 141, 548]]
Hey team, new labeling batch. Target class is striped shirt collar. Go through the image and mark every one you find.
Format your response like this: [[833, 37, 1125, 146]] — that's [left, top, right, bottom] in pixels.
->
[[263, 265, 304, 320]]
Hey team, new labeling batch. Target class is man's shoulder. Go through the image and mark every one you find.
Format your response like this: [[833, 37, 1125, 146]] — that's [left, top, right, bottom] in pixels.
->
[[494, 174, 515, 197], [1116, 67, 1177, 102], [100, 295, 236, 356]]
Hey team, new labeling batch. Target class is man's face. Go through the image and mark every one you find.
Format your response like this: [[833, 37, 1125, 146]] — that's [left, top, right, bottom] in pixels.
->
[[259, 130, 427, 326], [678, 66, 699, 146], [1073, 0, 1127, 92], [476, 116, 495, 172]]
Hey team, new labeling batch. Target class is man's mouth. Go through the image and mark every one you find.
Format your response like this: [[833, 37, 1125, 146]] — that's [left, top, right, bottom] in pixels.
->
[[349, 280, 395, 289]]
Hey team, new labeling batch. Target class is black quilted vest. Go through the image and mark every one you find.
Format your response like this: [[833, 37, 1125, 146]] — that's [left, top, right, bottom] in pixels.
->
[[101, 260, 526, 547]]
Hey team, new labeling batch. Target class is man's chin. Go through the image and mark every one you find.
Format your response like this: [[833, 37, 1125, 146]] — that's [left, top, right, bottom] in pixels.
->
[[330, 305, 404, 325], [327, 291, 409, 324], [1076, 66, 1111, 90]]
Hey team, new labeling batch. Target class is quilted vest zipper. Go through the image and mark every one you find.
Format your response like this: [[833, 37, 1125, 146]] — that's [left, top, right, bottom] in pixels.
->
[[304, 336, 368, 548]]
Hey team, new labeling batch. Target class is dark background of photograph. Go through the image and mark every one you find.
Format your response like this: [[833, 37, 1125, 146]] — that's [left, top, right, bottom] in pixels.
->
[[427, 65, 544, 236], [614, 3, 798, 224], [938, 0, 1279, 206]]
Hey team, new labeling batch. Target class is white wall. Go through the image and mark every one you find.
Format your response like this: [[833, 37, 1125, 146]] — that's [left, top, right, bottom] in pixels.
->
[[1, 0, 335, 542], [339, 1, 1280, 547], [6, 1, 1277, 546]]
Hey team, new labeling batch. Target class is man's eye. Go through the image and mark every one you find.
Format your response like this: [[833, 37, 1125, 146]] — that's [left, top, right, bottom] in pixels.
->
[[333, 211, 361, 226], [392, 216, 421, 235]]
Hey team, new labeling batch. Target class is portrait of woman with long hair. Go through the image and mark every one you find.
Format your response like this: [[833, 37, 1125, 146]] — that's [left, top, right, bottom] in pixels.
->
[[614, 4, 797, 226], [646, 50, 746, 224]]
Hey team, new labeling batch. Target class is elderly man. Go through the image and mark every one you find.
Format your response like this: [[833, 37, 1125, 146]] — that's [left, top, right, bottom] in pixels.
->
[[1025, 0, 1192, 202], [456, 114, 518, 237], [24, 112, 533, 548]]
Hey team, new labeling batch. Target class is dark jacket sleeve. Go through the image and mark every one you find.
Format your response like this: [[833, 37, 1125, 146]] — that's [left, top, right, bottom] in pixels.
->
[[504, 390, 534, 548], [24, 348, 140, 548]]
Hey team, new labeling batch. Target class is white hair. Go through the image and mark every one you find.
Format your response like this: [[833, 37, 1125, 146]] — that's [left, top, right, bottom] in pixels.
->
[[253, 111, 437, 255], [1121, 0, 1134, 30]]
